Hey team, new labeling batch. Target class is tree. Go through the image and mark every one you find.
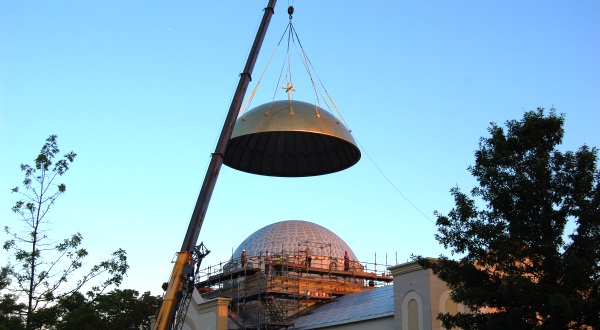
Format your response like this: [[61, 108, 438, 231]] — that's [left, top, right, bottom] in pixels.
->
[[28, 289, 161, 330], [53, 289, 162, 330], [92, 289, 161, 329], [416, 108, 600, 329], [3, 135, 129, 329], [0, 266, 26, 330]]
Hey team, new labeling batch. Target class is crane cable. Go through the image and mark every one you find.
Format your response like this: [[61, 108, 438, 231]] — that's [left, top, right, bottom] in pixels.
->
[[285, 16, 436, 225], [242, 4, 435, 225]]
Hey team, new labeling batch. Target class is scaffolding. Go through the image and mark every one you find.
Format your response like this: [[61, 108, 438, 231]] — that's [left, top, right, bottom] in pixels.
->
[[195, 242, 393, 329]]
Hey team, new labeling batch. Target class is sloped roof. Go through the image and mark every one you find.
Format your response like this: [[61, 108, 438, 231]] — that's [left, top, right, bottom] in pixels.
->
[[291, 285, 394, 329]]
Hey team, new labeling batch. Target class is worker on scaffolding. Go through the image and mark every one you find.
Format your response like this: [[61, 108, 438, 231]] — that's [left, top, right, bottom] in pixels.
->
[[305, 246, 312, 267], [241, 250, 247, 268], [264, 250, 270, 275], [273, 254, 282, 275], [344, 251, 350, 271]]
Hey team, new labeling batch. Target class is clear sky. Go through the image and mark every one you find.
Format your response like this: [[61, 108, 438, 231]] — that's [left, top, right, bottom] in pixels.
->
[[2, 1, 599, 296]]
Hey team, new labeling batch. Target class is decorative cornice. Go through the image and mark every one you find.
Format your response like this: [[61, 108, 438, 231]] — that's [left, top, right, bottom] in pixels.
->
[[388, 258, 438, 276], [195, 297, 231, 314]]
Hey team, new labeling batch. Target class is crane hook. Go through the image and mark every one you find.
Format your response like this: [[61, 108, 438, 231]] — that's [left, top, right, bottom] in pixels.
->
[[288, 6, 294, 19]]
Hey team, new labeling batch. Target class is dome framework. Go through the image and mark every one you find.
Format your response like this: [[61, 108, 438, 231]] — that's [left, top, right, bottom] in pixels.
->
[[231, 220, 357, 262]]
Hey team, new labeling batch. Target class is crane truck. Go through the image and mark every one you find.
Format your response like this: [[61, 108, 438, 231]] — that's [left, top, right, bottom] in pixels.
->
[[152, 1, 278, 329]]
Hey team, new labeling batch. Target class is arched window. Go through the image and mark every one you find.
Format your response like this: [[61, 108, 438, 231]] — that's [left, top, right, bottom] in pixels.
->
[[438, 290, 465, 330], [402, 291, 423, 330], [408, 299, 419, 330], [445, 298, 458, 315]]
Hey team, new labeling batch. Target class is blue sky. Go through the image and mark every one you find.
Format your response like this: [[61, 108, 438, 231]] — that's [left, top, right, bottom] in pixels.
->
[[2, 1, 599, 296]]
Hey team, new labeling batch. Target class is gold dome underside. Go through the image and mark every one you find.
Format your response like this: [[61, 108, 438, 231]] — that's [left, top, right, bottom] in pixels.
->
[[223, 100, 361, 177]]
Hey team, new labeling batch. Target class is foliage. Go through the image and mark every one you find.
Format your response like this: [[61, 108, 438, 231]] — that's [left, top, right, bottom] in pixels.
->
[[0, 266, 26, 330], [415, 108, 600, 329], [3, 135, 129, 329], [43, 289, 162, 330]]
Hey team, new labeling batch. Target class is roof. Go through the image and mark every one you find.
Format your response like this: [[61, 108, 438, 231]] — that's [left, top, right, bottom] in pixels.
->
[[291, 285, 394, 329]]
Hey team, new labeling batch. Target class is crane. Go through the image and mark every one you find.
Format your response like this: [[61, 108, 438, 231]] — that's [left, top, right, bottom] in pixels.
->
[[152, 1, 278, 329]]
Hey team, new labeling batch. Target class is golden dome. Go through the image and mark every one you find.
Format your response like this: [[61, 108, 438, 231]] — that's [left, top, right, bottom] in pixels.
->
[[223, 100, 360, 177]]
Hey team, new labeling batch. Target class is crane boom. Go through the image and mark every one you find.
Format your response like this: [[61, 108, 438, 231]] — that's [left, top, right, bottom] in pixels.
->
[[153, 1, 277, 329]]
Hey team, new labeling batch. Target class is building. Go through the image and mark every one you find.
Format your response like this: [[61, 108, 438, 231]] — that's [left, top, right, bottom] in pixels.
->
[[155, 220, 465, 330]]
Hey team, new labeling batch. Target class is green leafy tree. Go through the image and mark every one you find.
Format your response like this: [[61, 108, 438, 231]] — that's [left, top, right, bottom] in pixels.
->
[[91, 289, 161, 329], [46, 291, 96, 329], [15, 288, 162, 330], [3, 135, 129, 329], [0, 266, 26, 330], [416, 108, 599, 329], [44, 289, 161, 330]]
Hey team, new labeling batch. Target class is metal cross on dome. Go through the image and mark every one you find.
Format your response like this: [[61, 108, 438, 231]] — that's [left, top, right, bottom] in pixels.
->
[[282, 82, 297, 115], [282, 81, 296, 101]]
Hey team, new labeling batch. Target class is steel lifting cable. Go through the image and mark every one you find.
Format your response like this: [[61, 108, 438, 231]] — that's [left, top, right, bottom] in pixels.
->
[[283, 10, 434, 225], [289, 29, 322, 118], [239, 43, 281, 120], [299, 43, 349, 126], [260, 6, 318, 117], [243, 4, 434, 225], [239, 18, 291, 119], [284, 18, 322, 118], [282, 9, 303, 115], [286, 13, 356, 129], [271, 18, 293, 110], [240, 5, 298, 118], [261, 5, 299, 116], [242, 4, 352, 130]]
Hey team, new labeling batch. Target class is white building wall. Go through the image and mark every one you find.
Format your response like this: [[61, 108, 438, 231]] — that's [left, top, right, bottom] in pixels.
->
[[392, 266, 432, 330], [390, 259, 454, 330]]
